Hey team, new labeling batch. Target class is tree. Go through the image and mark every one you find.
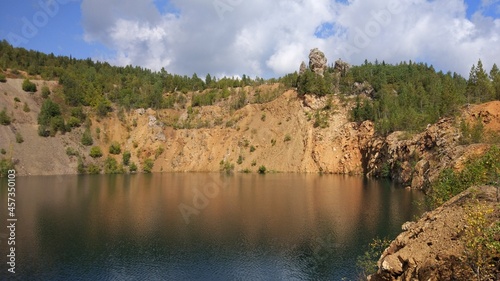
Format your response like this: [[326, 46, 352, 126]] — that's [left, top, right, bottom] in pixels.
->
[[89, 146, 103, 158], [122, 151, 131, 166], [143, 159, 154, 173], [22, 78, 37, 92], [0, 108, 11, 125], [490, 63, 500, 100], [109, 141, 121, 155], [81, 129, 93, 146]]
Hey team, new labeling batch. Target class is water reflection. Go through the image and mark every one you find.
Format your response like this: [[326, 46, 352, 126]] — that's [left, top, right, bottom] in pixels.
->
[[0, 173, 423, 280]]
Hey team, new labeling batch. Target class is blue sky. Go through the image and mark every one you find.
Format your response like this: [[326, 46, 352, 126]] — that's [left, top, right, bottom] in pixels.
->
[[1, 0, 500, 78]]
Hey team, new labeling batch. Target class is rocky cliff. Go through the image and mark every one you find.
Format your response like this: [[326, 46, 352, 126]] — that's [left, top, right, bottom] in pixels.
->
[[369, 185, 500, 281], [1, 77, 499, 187]]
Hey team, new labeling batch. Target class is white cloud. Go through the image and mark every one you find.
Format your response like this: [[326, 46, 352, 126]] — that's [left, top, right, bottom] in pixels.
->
[[81, 0, 500, 78]]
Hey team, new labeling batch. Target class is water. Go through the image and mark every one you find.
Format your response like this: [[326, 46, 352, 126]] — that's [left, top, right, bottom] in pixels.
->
[[0, 173, 424, 280]]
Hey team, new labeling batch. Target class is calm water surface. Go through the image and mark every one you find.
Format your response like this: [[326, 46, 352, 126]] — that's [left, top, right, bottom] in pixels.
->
[[0, 173, 424, 280]]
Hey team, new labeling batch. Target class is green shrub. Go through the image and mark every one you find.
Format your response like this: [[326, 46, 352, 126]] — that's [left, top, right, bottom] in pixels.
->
[[129, 162, 138, 173], [104, 157, 123, 174], [0, 73, 6, 83], [155, 147, 164, 159], [0, 158, 15, 177], [0, 108, 11, 125], [251, 160, 257, 166], [66, 147, 78, 156], [237, 155, 244, 165], [22, 79, 37, 92], [67, 117, 81, 128], [0, 148, 6, 155], [81, 129, 93, 146], [22, 102, 30, 112], [87, 164, 101, 175], [14, 97, 20, 102], [258, 165, 267, 174], [41, 85, 50, 98], [250, 145, 256, 152], [284, 134, 291, 142], [427, 146, 500, 208], [109, 141, 121, 155], [89, 146, 103, 158], [356, 238, 392, 279], [122, 151, 131, 166], [15, 132, 23, 143], [219, 160, 234, 174], [143, 159, 154, 173]]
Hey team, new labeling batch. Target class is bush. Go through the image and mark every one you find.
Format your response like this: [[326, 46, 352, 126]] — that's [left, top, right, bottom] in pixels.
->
[[15, 132, 23, 143], [0, 158, 15, 177], [66, 147, 78, 156], [258, 165, 267, 174], [0, 73, 6, 83], [104, 157, 123, 174], [284, 134, 291, 142], [109, 141, 121, 155], [219, 160, 234, 174], [22, 79, 37, 92], [250, 145, 256, 153], [427, 146, 500, 208], [143, 159, 154, 173], [14, 97, 20, 102], [0, 108, 11, 125], [67, 117, 81, 128], [0, 148, 6, 155], [38, 100, 63, 136], [81, 129, 93, 146], [122, 151, 131, 166], [23, 102, 30, 112], [237, 155, 244, 165], [87, 164, 101, 175], [89, 146, 103, 158], [356, 238, 392, 279], [41, 85, 50, 98], [155, 147, 164, 159], [129, 162, 138, 173]]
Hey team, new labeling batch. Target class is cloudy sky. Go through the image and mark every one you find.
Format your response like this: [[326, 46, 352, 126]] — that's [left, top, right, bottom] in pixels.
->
[[1, 0, 500, 78]]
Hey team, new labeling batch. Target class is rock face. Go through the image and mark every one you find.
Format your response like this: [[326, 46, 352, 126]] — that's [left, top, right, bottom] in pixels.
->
[[308, 48, 327, 77], [334, 59, 350, 75], [369, 185, 500, 281], [299, 61, 307, 75]]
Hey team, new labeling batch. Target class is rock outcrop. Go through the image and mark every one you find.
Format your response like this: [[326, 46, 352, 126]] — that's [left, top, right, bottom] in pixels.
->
[[334, 59, 350, 75], [369, 185, 500, 281], [308, 48, 327, 77]]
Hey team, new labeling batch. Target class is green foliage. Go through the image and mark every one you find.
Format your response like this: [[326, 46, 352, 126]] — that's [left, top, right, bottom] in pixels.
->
[[89, 146, 103, 158], [261, 113, 266, 121], [427, 146, 500, 208], [0, 108, 11, 125], [104, 157, 124, 174], [41, 85, 50, 98], [258, 165, 267, 174], [15, 132, 23, 143], [0, 148, 6, 155], [155, 146, 164, 159], [347, 61, 468, 135], [22, 102, 30, 112], [109, 141, 121, 155], [284, 134, 291, 142], [237, 155, 244, 165], [219, 160, 234, 174], [0, 158, 15, 177], [22, 78, 36, 92], [122, 151, 131, 166], [129, 162, 138, 173], [66, 147, 78, 156], [87, 164, 101, 175], [231, 90, 247, 110], [0, 73, 6, 82], [67, 117, 81, 128], [297, 69, 334, 97], [77, 158, 85, 174], [356, 238, 392, 278], [14, 97, 20, 102], [251, 160, 257, 166], [249, 145, 256, 153], [143, 158, 154, 173], [192, 90, 218, 106], [81, 129, 93, 146], [38, 99, 62, 136], [460, 118, 484, 145]]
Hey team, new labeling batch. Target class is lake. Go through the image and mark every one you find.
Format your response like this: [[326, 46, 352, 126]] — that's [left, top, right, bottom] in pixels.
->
[[0, 173, 424, 280]]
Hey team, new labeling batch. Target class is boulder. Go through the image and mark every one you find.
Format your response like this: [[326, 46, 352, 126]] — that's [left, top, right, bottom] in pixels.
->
[[308, 48, 327, 77]]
